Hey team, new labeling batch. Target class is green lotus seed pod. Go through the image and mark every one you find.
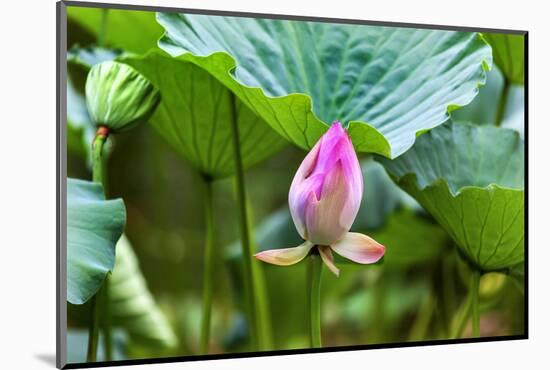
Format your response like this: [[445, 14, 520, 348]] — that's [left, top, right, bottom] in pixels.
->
[[85, 61, 160, 132]]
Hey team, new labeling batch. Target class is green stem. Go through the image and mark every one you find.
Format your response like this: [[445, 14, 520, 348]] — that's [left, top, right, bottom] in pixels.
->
[[450, 284, 473, 339], [102, 274, 112, 361], [247, 202, 273, 349], [441, 252, 456, 336], [86, 295, 100, 362], [86, 129, 109, 362], [199, 177, 215, 355], [228, 95, 263, 350], [98, 9, 109, 47], [408, 294, 436, 341], [92, 132, 107, 183], [471, 270, 481, 337], [307, 254, 323, 348], [495, 79, 510, 127]]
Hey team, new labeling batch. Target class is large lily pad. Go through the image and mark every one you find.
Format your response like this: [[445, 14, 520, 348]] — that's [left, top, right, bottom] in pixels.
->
[[67, 178, 126, 304], [157, 13, 492, 158], [109, 235, 178, 350], [451, 65, 505, 126], [379, 122, 524, 271], [122, 52, 288, 178], [450, 62, 524, 137]]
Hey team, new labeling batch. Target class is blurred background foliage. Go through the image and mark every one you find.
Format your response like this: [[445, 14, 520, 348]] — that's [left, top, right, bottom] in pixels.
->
[[66, 7, 525, 363]]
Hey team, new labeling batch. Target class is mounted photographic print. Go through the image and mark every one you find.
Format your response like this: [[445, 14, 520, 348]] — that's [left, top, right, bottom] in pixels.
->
[[56, 1, 527, 368]]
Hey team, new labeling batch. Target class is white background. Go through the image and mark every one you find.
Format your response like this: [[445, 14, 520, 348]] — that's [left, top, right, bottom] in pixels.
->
[[1, 0, 547, 368]]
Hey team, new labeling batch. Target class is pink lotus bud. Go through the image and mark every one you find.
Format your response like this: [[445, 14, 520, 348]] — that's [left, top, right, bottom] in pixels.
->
[[255, 122, 385, 277], [289, 122, 363, 245]]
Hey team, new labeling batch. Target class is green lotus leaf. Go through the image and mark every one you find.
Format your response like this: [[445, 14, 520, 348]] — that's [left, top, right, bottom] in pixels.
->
[[121, 52, 287, 178], [67, 7, 163, 53], [451, 65, 505, 126], [67, 178, 126, 304], [450, 63, 524, 137], [483, 33, 525, 84], [507, 262, 524, 293], [109, 235, 178, 350], [85, 61, 161, 132], [379, 122, 524, 271], [156, 12, 492, 158]]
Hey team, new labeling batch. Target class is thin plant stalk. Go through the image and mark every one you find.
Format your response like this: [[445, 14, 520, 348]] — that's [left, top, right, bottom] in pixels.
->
[[86, 295, 100, 362], [470, 270, 481, 337], [228, 94, 273, 350], [86, 128, 108, 362], [98, 9, 109, 47], [199, 177, 215, 355], [102, 274, 113, 361], [450, 268, 483, 339], [307, 253, 323, 348], [245, 199, 273, 349], [92, 130, 107, 183], [495, 79, 510, 127], [450, 285, 473, 339], [441, 252, 457, 336], [408, 294, 436, 341]]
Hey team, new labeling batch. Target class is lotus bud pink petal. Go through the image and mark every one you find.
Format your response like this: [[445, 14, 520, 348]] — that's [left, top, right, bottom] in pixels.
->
[[289, 122, 363, 245], [256, 121, 386, 276]]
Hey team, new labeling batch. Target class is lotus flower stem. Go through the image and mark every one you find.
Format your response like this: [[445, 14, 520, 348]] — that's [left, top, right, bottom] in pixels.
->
[[88, 128, 115, 361], [91, 126, 108, 183], [470, 270, 481, 337], [307, 253, 323, 347], [86, 129, 110, 362], [199, 177, 215, 354]]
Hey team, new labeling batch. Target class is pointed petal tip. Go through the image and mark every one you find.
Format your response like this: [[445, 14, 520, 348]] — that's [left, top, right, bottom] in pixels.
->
[[254, 241, 314, 266], [330, 232, 386, 265]]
